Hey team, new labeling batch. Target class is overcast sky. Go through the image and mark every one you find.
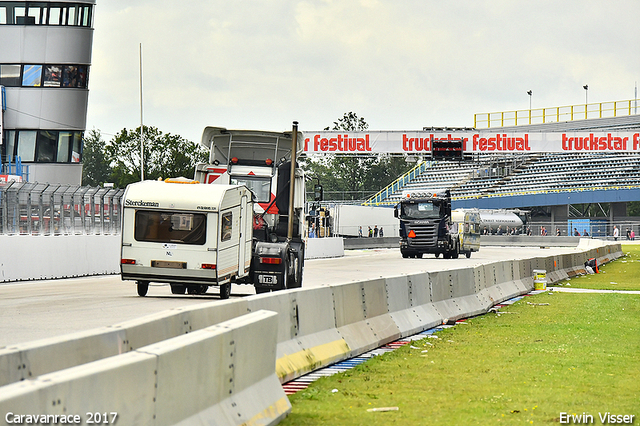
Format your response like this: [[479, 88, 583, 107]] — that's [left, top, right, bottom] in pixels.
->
[[86, 0, 640, 144]]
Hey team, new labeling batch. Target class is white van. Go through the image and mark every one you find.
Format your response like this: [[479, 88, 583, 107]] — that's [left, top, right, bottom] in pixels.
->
[[120, 180, 253, 298]]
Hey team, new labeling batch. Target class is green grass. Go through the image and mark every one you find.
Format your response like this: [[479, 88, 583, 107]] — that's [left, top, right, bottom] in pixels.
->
[[282, 245, 640, 425]]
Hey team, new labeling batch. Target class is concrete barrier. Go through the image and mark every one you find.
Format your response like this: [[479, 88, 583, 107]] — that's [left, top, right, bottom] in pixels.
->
[[0, 242, 624, 425], [0, 234, 120, 282], [0, 310, 288, 426], [305, 237, 344, 259]]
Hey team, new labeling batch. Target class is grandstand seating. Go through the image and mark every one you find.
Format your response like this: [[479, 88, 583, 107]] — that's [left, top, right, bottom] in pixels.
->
[[373, 114, 640, 206], [379, 152, 640, 205]]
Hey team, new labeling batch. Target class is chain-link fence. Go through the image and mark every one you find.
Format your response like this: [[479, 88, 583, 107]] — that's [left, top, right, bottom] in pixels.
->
[[0, 182, 124, 236]]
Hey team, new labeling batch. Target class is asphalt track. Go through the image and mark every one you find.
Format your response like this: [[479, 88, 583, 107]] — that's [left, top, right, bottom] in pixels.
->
[[0, 246, 582, 347]]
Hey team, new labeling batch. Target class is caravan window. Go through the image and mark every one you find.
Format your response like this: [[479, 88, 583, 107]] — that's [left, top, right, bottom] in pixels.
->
[[221, 212, 232, 241], [134, 210, 206, 245]]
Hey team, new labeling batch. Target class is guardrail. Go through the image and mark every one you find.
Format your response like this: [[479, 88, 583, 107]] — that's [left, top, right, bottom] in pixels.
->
[[0, 240, 622, 425], [0, 181, 123, 236], [474, 98, 640, 129]]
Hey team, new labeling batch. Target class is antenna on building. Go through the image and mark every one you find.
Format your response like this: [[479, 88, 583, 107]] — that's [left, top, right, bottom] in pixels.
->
[[139, 42, 145, 181]]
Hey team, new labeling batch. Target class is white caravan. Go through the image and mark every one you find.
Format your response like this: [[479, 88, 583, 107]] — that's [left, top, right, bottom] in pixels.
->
[[120, 180, 253, 298]]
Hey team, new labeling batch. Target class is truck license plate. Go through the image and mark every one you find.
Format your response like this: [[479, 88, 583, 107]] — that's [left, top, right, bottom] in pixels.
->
[[258, 275, 277, 285]]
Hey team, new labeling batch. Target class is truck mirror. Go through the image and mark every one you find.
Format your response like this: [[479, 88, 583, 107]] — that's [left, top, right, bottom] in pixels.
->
[[394, 206, 398, 218]]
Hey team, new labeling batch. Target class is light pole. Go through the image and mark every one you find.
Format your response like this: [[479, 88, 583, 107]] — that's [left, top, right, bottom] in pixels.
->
[[527, 90, 532, 124], [583, 85, 588, 119]]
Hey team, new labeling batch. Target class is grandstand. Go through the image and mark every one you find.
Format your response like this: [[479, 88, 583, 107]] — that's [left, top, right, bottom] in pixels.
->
[[364, 107, 640, 236]]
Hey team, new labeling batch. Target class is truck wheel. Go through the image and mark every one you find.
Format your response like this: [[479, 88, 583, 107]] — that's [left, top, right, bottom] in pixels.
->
[[443, 252, 451, 259], [416, 253, 423, 259], [435, 253, 440, 258], [402, 252, 409, 258], [452, 247, 459, 259], [219, 283, 231, 299], [136, 281, 149, 297], [170, 284, 186, 294], [466, 251, 471, 258]]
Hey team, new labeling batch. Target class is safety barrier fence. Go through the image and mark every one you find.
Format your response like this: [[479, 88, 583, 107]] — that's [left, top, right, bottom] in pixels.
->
[[0, 240, 622, 425], [474, 98, 640, 129], [0, 181, 123, 236]]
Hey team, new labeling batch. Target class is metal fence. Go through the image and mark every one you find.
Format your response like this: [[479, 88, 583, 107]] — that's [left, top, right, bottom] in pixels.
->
[[0, 181, 124, 236]]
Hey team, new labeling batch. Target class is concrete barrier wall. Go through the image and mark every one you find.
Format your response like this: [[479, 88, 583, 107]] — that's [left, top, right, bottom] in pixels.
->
[[0, 242, 624, 425], [0, 242, 623, 387], [305, 237, 344, 259], [0, 234, 120, 282], [0, 310, 289, 426]]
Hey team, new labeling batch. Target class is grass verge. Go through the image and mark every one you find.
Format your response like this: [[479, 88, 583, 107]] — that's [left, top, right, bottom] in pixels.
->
[[556, 244, 640, 291], [282, 245, 640, 425]]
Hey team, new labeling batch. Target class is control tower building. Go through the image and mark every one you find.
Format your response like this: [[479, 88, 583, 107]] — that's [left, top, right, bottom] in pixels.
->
[[1, 1, 95, 184]]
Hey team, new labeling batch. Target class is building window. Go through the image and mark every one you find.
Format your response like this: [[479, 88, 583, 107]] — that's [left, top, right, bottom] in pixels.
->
[[4, 130, 83, 164], [43, 65, 62, 87], [0, 64, 21, 86], [72, 132, 82, 162], [36, 130, 57, 162], [22, 65, 42, 86], [17, 131, 37, 162], [57, 131, 72, 162], [0, 64, 89, 88], [48, 5, 61, 25], [2, 130, 16, 162], [0, 2, 93, 27]]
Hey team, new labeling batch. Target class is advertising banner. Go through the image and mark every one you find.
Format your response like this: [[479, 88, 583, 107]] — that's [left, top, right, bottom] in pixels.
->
[[303, 130, 640, 154]]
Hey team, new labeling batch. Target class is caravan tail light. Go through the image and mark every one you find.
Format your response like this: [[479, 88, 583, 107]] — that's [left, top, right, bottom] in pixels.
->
[[201, 263, 217, 270], [408, 230, 417, 238], [259, 257, 282, 265], [121, 258, 136, 265]]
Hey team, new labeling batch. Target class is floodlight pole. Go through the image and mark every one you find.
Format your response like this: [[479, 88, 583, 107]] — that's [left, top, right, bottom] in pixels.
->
[[139, 43, 145, 181]]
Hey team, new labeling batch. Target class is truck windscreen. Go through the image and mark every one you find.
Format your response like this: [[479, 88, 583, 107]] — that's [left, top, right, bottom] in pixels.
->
[[400, 201, 441, 220], [231, 176, 271, 203]]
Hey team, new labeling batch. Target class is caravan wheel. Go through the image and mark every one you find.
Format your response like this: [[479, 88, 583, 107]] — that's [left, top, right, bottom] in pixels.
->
[[136, 281, 149, 297]]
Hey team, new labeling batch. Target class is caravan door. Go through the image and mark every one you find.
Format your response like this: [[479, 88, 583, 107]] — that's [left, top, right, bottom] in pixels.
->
[[239, 194, 249, 275]]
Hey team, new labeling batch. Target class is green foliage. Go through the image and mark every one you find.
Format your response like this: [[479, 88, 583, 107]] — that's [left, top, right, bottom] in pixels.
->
[[627, 201, 640, 216], [81, 129, 112, 187], [104, 126, 208, 188], [302, 112, 412, 201]]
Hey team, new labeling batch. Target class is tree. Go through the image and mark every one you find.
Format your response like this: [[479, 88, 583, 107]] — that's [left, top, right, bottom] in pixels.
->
[[105, 126, 209, 188], [81, 128, 112, 187], [302, 112, 413, 201]]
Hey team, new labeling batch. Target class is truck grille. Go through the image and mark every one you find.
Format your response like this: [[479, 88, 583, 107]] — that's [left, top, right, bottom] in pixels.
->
[[406, 223, 438, 247]]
